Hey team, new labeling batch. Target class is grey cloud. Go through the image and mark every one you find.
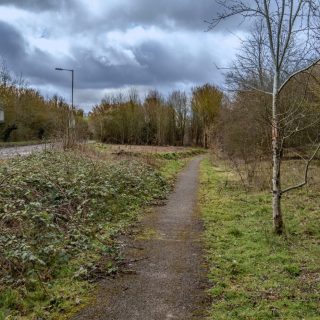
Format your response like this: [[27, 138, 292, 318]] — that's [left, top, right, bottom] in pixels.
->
[[68, 0, 246, 34], [109, 0, 245, 31], [99, 0, 219, 31], [0, 0, 240, 109], [133, 41, 215, 84], [68, 38, 218, 90], [0, 0, 76, 12], [1, 0, 245, 32], [0, 21, 26, 62]]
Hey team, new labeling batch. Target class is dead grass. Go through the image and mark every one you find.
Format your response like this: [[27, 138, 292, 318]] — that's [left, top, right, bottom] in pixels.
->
[[94, 143, 200, 154], [211, 150, 320, 194]]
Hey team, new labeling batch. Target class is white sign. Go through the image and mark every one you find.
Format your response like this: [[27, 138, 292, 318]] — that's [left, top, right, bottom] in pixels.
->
[[0, 109, 4, 122]]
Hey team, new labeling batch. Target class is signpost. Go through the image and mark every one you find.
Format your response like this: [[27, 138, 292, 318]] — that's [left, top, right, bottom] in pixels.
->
[[0, 107, 4, 123], [0, 106, 4, 142]]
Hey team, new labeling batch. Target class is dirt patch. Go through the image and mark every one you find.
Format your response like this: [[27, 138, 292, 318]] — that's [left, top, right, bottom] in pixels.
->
[[107, 144, 195, 154], [72, 156, 209, 320]]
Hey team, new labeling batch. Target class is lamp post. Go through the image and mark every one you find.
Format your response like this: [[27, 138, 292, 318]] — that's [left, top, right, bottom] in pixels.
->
[[55, 68, 74, 109], [55, 67, 75, 148]]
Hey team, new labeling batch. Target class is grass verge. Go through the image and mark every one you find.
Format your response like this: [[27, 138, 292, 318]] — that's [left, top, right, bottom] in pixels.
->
[[0, 148, 194, 319], [199, 156, 320, 320]]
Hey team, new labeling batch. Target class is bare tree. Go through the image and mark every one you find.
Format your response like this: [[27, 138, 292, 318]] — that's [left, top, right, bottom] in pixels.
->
[[191, 84, 222, 148], [209, 0, 320, 234], [0, 58, 12, 87], [168, 90, 188, 145]]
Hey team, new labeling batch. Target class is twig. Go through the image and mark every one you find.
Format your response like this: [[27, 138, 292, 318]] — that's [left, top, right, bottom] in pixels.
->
[[281, 142, 320, 195]]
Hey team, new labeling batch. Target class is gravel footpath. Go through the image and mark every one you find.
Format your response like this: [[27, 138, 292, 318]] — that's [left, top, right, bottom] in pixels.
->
[[73, 156, 209, 320]]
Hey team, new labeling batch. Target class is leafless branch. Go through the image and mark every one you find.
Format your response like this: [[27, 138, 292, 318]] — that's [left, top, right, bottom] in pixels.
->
[[278, 58, 320, 94], [281, 142, 320, 195]]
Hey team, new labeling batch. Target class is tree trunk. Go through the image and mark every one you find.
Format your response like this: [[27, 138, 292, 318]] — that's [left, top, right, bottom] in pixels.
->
[[203, 127, 208, 149], [272, 73, 284, 234], [181, 124, 185, 146]]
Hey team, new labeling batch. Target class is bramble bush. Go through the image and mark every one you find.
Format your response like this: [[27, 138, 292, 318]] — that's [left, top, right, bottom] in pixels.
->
[[0, 151, 169, 317]]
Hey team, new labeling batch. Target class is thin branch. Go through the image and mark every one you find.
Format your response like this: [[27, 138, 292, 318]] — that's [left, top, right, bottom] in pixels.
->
[[278, 58, 320, 94], [281, 142, 320, 195], [244, 84, 273, 95]]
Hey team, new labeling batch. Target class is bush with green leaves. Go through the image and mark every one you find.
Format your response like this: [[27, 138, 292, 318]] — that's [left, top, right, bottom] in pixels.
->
[[0, 151, 169, 318]]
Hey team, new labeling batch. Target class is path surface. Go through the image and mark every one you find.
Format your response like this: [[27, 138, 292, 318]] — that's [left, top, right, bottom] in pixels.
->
[[0, 144, 50, 158], [73, 156, 208, 320]]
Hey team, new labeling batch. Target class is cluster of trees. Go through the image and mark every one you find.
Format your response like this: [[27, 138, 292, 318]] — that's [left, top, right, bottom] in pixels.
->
[[211, 0, 320, 234], [0, 59, 223, 149], [217, 71, 320, 183], [89, 84, 222, 148], [0, 63, 88, 143]]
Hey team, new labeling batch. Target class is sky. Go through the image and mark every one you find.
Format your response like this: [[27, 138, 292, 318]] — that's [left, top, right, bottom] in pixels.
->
[[0, 0, 245, 111]]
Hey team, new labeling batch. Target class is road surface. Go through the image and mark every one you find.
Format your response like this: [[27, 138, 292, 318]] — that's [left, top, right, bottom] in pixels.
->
[[0, 143, 51, 158]]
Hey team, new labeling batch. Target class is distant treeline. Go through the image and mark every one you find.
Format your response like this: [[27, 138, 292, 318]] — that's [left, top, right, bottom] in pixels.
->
[[89, 84, 223, 147], [0, 60, 222, 147], [0, 63, 88, 142]]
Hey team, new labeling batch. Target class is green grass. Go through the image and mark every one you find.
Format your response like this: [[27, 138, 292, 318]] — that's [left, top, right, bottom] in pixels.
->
[[159, 158, 187, 183], [200, 157, 320, 320], [155, 149, 205, 160], [0, 147, 198, 319], [0, 150, 190, 319]]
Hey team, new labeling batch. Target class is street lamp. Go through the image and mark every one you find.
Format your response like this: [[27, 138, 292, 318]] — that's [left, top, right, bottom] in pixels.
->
[[55, 67, 76, 147], [55, 67, 74, 110]]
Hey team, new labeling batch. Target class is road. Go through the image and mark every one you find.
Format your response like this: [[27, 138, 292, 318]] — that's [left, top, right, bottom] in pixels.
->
[[0, 143, 51, 158]]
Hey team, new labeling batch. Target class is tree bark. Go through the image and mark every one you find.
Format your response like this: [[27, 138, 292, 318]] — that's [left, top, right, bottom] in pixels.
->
[[272, 73, 284, 234], [203, 127, 208, 149]]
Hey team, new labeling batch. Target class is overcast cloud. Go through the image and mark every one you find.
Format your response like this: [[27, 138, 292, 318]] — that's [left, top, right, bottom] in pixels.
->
[[0, 0, 245, 111]]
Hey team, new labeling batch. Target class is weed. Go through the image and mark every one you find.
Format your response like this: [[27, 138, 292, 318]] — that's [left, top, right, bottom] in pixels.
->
[[0, 150, 176, 319]]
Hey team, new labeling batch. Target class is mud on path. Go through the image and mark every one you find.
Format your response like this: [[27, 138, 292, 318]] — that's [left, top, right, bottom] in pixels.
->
[[73, 156, 208, 320]]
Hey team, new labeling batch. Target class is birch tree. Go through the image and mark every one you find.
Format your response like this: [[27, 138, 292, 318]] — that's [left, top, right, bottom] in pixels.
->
[[209, 0, 320, 234]]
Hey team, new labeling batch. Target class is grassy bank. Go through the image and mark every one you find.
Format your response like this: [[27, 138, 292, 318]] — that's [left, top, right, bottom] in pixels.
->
[[200, 157, 320, 320], [0, 149, 191, 319]]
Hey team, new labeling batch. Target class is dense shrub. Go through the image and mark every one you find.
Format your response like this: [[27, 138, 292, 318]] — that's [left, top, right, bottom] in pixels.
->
[[0, 151, 168, 315]]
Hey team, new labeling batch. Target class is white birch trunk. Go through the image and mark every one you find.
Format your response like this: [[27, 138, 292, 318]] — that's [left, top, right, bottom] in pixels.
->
[[272, 73, 284, 234]]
